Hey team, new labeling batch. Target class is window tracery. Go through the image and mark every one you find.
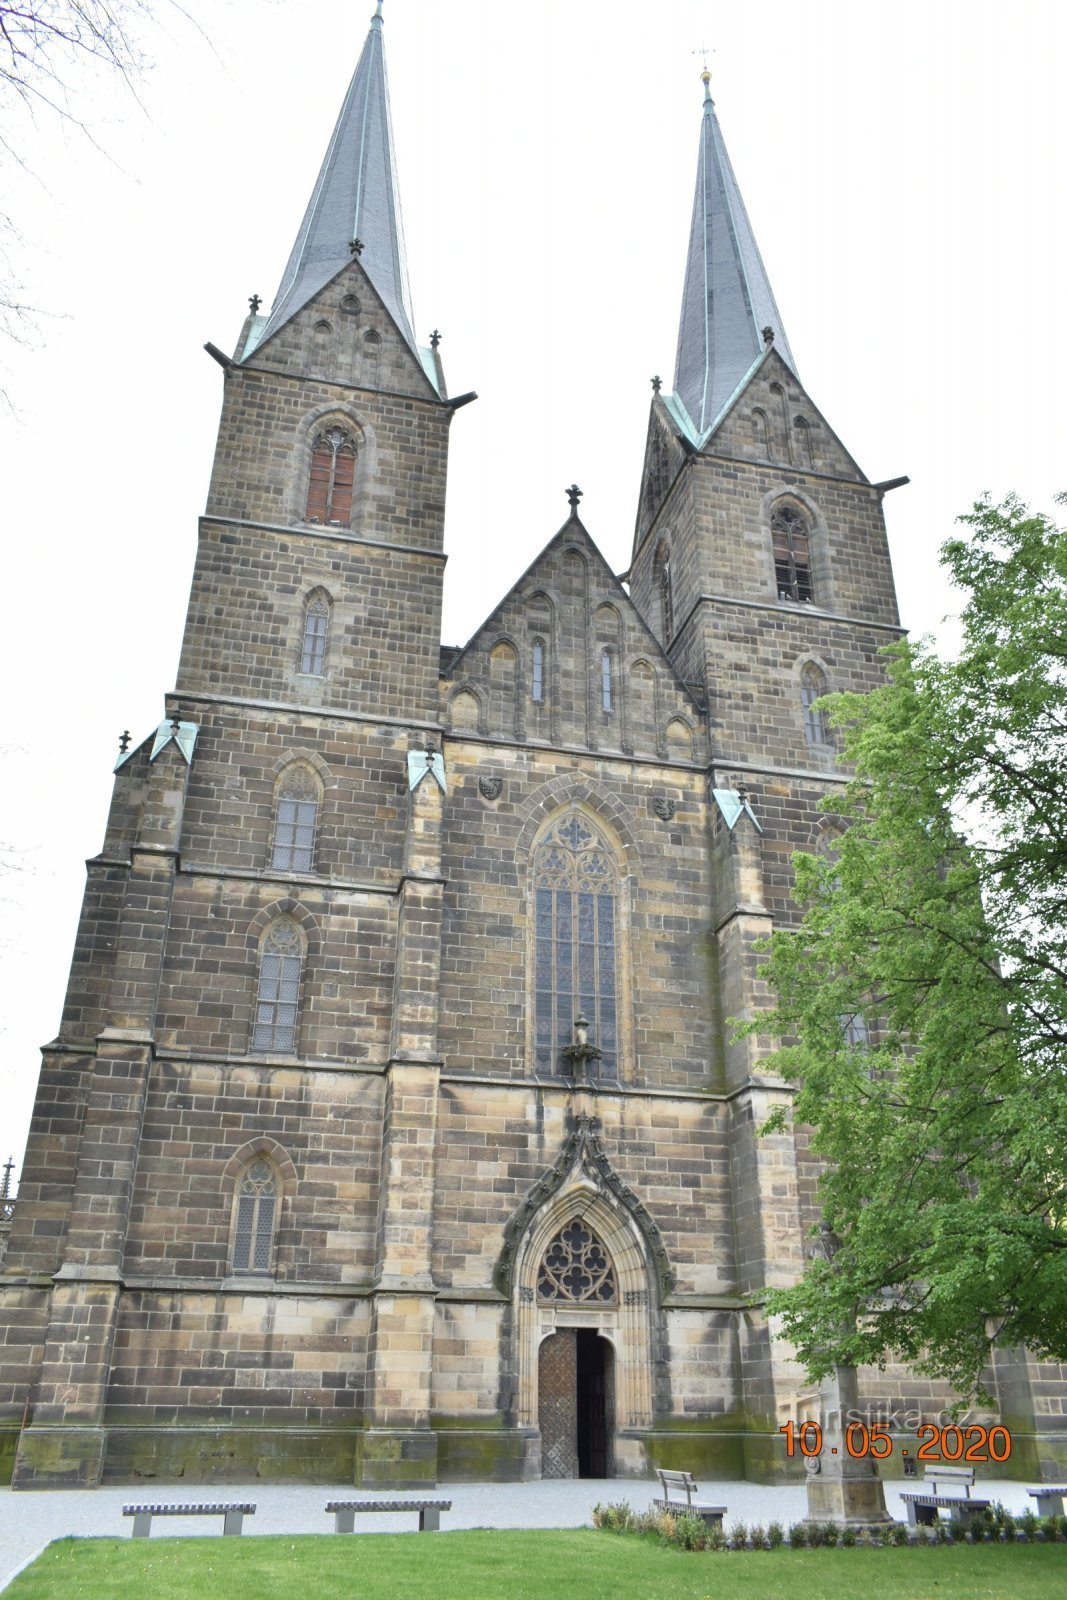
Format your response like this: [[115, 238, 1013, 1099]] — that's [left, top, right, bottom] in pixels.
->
[[537, 1217, 617, 1304], [533, 812, 618, 1077], [801, 664, 830, 746], [232, 1158, 277, 1273], [272, 766, 319, 873], [306, 426, 357, 525], [772, 502, 814, 603], [299, 593, 330, 675], [252, 921, 303, 1053]]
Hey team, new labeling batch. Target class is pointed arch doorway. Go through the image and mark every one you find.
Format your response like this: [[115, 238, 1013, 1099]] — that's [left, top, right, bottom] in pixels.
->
[[539, 1328, 615, 1478]]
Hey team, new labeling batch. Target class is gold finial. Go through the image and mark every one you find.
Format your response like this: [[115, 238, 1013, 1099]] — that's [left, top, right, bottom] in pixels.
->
[[701, 67, 713, 103]]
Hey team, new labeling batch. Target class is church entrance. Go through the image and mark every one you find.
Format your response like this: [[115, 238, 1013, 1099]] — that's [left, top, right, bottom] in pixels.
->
[[538, 1328, 615, 1478]]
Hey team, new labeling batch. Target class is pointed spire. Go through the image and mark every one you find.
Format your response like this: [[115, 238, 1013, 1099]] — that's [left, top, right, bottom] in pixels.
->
[[672, 69, 795, 438], [252, 1, 417, 356]]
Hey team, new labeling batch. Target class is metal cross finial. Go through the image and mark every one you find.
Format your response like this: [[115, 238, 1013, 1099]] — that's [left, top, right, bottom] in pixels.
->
[[651, 375, 662, 393], [762, 325, 775, 346], [350, 237, 365, 257], [248, 294, 262, 315], [430, 329, 441, 350], [118, 730, 131, 754], [566, 484, 583, 514]]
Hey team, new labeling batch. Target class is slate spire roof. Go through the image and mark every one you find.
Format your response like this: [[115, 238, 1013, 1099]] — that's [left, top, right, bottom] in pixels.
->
[[252, 1, 417, 356], [672, 70, 795, 439]]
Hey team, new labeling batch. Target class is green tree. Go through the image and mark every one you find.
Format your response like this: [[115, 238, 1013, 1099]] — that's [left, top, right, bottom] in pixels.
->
[[752, 493, 1067, 1396]]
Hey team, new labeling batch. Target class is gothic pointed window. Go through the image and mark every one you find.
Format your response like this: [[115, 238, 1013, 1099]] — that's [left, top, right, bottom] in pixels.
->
[[272, 766, 319, 873], [305, 426, 357, 525], [299, 592, 330, 675], [537, 1217, 617, 1304], [533, 811, 619, 1077], [601, 650, 613, 712], [252, 921, 303, 1053], [532, 639, 545, 703], [232, 1158, 277, 1274], [801, 665, 830, 746], [772, 502, 814, 603]]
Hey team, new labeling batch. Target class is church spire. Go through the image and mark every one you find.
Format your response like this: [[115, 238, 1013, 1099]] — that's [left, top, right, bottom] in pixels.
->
[[252, 1, 417, 356], [672, 68, 795, 439]]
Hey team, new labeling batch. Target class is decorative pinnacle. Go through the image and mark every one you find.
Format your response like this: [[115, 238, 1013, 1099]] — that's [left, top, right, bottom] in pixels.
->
[[430, 329, 441, 350], [762, 326, 775, 346], [170, 709, 182, 737], [248, 293, 262, 315], [349, 237, 364, 257], [701, 67, 713, 104], [651, 375, 662, 393], [566, 484, 583, 514], [118, 730, 131, 754]]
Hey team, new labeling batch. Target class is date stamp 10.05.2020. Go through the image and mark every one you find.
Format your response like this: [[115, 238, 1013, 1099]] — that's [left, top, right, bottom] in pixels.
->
[[779, 1420, 1013, 1463]]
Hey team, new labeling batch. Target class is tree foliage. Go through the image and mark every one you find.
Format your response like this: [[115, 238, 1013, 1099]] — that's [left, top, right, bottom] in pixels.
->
[[752, 493, 1067, 1396]]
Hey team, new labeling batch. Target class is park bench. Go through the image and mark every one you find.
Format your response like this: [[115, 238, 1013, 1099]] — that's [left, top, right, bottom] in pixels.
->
[[1027, 1486, 1067, 1517], [122, 1502, 255, 1538], [325, 1498, 452, 1532], [899, 1465, 989, 1527], [651, 1469, 727, 1529]]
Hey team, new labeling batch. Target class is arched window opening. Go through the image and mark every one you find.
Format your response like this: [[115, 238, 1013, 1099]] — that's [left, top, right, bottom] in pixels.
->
[[537, 1217, 618, 1304], [272, 767, 319, 873], [655, 542, 674, 642], [232, 1158, 277, 1274], [299, 593, 330, 675], [842, 1012, 870, 1049], [534, 812, 619, 1077], [801, 665, 830, 746], [601, 651, 613, 712], [305, 426, 357, 525], [772, 502, 814, 603], [252, 922, 303, 1053], [532, 639, 545, 703]]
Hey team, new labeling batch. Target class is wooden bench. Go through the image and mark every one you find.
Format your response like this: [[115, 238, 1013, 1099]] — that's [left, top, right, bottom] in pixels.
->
[[122, 1502, 255, 1538], [650, 1469, 727, 1529], [1028, 1486, 1067, 1517], [899, 1465, 989, 1527], [325, 1498, 452, 1533]]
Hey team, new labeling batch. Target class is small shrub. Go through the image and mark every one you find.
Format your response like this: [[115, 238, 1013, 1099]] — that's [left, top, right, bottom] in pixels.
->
[[766, 1520, 784, 1548], [673, 1514, 708, 1552], [748, 1522, 765, 1550], [1019, 1509, 1039, 1541], [841, 1525, 857, 1547], [727, 1519, 747, 1549], [822, 1519, 840, 1547], [707, 1525, 727, 1551], [935, 1520, 951, 1543], [592, 1501, 632, 1532], [789, 1522, 808, 1548], [891, 1521, 910, 1545]]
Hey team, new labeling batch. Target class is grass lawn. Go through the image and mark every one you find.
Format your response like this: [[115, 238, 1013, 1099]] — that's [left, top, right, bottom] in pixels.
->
[[5, 1529, 1066, 1600]]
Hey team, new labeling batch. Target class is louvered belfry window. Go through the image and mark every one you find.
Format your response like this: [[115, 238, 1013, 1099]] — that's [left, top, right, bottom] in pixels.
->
[[299, 594, 329, 674], [305, 426, 357, 524], [253, 922, 302, 1052], [772, 502, 814, 603], [534, 812, 618, 1077], [233, 1159, 277, 1273], [272, 767, 319, 873]]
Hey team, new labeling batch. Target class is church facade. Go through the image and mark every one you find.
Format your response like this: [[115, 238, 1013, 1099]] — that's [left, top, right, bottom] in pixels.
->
[[1, 6, 1061, 1490]]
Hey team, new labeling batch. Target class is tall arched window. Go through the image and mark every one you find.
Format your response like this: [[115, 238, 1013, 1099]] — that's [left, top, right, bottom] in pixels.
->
[[305, 426, 357, 524], [252, 921, 303, 1053], [532, 639, 545, 703], [299, 593, 330, 675], [232, 1158, 277, 1274], [801, 665, 830, 746], [772, 502, 814, 603], [601, 651, 613, 712], [655, 541, 673, 642], [272, 765, 319, 873], [533, 811, 619, 1077]]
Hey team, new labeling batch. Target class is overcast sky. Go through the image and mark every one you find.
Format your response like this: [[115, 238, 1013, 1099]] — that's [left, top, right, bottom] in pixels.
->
[[1, 0, 1065, 1170]]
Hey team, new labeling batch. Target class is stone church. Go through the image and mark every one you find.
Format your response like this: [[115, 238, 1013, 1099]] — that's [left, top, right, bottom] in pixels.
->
[[1, 4, 1060, 1490]]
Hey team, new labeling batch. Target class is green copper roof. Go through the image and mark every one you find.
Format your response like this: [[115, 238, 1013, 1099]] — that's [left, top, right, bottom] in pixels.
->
[[251, 2, 417, 357], [672, 72, 795, 438]]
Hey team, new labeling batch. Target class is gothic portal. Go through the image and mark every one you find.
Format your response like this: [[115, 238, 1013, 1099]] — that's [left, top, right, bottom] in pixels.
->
[[1, 6, 1061, 1491]]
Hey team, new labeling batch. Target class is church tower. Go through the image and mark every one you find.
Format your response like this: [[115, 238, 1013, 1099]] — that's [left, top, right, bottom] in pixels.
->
[[2, 19, 1052, 1493]]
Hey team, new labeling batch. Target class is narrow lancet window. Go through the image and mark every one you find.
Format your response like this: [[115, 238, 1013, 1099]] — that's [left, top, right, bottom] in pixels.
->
[[772, 502, 814, 603], [232, 1159, 277, 1273], [299, 594, 330, 674], [601, 651, 613, 712], [801, 665, 830, 746], [305, 426, 357, 525], [533, 812, 619, 1077], [252, 922, 303, 1053], [272, 767, 319, 873], [532, 640, 545, 703]]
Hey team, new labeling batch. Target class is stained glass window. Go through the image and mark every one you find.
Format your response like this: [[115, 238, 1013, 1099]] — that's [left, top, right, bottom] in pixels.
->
[[537, 1217, 617, 1303], [305, 426, 357, 524], [252, 922, 302, 1053], [772, 502, 814, 603], [801, 665, 829, 746], [272, 766, 319, 873], [534, 812, 618, 1077], [299, 594, 329, 674], [233, 1159, 277, 1273]]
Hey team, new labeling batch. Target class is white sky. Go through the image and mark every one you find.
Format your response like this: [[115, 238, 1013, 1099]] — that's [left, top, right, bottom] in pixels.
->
[[1, 0, 1065, 1172]]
